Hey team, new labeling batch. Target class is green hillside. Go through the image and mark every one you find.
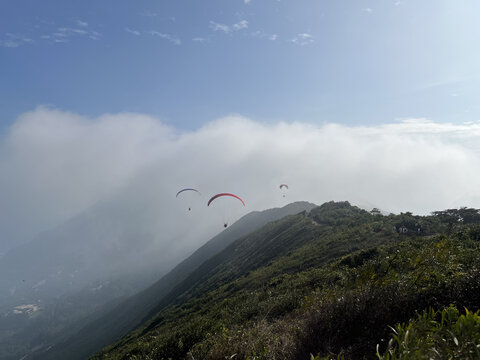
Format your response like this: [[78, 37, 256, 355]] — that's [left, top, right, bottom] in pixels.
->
[[90, 202, 480, 359]]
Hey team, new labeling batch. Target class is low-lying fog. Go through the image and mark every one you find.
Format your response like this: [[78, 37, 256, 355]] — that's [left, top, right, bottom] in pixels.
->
[[2, 107, 480, 255]]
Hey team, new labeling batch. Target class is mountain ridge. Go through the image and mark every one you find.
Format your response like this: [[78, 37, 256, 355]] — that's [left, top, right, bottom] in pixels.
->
[[91, 202, 480, 359], [36, 201, 317, 360]]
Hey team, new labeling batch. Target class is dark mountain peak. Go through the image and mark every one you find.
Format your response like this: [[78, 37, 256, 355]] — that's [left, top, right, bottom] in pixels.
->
[[309, 201, 371, 226], [316, 200, 354, 211], [282, 200, 317, 211]]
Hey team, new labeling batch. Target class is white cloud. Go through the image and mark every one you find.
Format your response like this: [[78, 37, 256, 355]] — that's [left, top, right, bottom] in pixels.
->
[[192, 37, 207, 42], [290, 33, 314, 46], [2, 108, 480, 254], [209, 21, 231, 33], [0, 107, 173, 250], [77, 20, 88, 27], [251, 30, 278, 41], [232, 20, 249, 31], [364, 7, 373, 13], [59, 27, 88, 35], [125, 28, 141, 36], [42, 25, 102, 43], [147, 31, 181, 45], [244, 0, 252, 3], [88, 31, 101, 40], [209, 20, 249, 34], [0, 33, 33, 48]]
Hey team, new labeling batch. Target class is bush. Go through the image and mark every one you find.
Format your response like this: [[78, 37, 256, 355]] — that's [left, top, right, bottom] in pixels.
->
[[378, 305, 480, 359]]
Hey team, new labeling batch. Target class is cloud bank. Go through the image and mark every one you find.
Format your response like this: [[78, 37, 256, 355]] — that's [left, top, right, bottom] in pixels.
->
[[1, 107, 480, 253]]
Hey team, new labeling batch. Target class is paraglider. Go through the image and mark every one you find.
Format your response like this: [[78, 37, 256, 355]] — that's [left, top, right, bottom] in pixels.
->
[[176, 188, 201, 197], [207, 193, 245, 207], [176, 188, 201, 211], [279, 184, 289, 197], [207, 193, 245, 227]]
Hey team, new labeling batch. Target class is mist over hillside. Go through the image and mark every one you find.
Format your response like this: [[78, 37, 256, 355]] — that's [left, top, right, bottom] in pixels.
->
[[0, 201, 316, 360], [3, 108, 480, 257]]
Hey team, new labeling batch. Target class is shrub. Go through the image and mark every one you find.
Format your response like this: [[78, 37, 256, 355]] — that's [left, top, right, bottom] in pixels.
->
[[378, 305, 480, 360]]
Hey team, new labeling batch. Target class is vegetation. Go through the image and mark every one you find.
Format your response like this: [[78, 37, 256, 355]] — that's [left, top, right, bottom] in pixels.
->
[[92, 202, 480, 359], [378, 305, 480, 359]]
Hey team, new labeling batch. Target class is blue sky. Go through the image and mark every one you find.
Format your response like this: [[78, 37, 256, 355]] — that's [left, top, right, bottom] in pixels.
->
[[2, 0, 480, 131]]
